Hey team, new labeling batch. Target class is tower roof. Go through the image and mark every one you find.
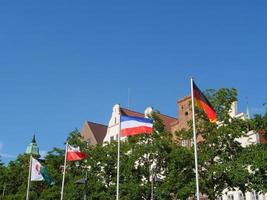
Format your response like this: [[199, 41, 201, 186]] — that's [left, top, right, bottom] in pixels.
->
[[25, 135, 40, 157], [32, 134, 36, 143]]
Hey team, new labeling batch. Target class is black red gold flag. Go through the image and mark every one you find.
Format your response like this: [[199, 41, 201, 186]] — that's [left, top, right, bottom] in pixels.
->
[[193, 81, 217, 123]]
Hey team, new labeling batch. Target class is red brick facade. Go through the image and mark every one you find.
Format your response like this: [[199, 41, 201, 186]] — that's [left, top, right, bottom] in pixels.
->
[[258, 130, 267, 144]]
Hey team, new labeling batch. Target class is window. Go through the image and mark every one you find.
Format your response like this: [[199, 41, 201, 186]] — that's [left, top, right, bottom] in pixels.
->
[[227, 194, 234, 200], [255, 192, 259, 200], [251, 192, 258, 200], [181, 140, 188, 147], [239, 193, 244, 200], [110, 136, 114, 141], [251, 193, 255, 200]]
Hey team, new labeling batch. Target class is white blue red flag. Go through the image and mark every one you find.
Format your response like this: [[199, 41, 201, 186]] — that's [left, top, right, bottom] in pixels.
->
[[120, 115, 153, 137]]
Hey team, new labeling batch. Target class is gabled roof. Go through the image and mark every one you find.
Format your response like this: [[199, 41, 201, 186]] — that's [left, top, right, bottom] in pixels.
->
[[120, 107, 177, 132], [157, 113, 177, 132], [120, 108, 144, 118], [86, 121, 107, 144], [177, 95, 191, 103]]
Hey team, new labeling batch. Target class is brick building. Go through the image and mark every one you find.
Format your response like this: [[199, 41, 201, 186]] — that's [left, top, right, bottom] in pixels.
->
[[102, 104, 177, 143], [80, 96, 194, 145], [80, 96, 266, 200], [80, 121, 107, 145]]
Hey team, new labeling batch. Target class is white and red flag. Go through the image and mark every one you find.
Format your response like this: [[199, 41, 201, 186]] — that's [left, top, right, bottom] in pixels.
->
[[120, 115, 153, 137], [61, 144, 87, 200], [66, 144, 87, 161]]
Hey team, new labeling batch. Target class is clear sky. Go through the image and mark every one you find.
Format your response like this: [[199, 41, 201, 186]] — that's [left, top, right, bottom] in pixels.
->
[[0, 1, 266, 164]]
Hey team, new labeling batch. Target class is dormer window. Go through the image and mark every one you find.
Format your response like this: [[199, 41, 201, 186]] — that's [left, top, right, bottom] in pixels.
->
[[181, 140, 188, 147], [227, 194, 234, 200]]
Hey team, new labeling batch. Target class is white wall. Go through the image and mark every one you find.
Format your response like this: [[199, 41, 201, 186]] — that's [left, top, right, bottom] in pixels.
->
[[103, 104, 153, 143], [221, 190, 266, 200], [221, 102, 264, 200], [103, 104, 121, 143]]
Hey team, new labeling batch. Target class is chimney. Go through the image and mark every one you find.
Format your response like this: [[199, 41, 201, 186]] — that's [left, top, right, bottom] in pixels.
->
[[229, 101, 238, 117]]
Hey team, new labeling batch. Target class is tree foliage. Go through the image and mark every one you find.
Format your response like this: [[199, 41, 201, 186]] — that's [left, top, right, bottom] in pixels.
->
[[0, 90, 266, 200], [176, 88, 267, 199]]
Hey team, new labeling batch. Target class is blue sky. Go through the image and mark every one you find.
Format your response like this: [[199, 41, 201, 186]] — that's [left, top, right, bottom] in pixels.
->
[[0, 1, 266, 164]]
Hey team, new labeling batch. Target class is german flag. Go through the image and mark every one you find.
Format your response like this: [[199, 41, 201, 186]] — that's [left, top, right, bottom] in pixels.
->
[[193, 81, 217, 123]]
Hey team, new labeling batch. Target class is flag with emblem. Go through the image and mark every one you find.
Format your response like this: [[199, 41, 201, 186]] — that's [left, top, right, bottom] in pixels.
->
[[31, 157, 54, 185]]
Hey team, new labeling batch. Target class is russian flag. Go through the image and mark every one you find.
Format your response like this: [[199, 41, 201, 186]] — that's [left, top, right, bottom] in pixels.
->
[[120, 115, 153, 137]]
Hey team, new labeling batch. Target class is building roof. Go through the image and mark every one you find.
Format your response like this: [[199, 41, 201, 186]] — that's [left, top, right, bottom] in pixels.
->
[[25, 135, 40, 157], [120, 108, 144, 118], [177, 95, 191, 103], [157, 113, 178, 132], [86, 121, 107, 144], [120, 107, 177, 132], [32, 134, 36, 143]]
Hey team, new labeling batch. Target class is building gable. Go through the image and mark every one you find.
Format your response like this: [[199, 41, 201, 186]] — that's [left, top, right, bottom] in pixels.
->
[[81, 121, 107, 145]]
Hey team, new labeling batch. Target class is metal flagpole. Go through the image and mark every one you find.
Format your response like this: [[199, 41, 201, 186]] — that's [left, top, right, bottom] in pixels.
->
[[116, 116, 121, 200], [149, 133, 154, 200], [60, 143, 68, 200], [190, 78, 200, 200], [26, 155, 32, 200], [2, 182, 6, 197], [150, 168, 154, 200], [83, 170, 88, 200]]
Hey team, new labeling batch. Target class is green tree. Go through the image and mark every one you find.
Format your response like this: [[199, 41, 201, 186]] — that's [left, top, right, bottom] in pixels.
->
[[0, 158, 7, 200], [3, 93, 266, 200], [239, 143, 267, 193], [242, 107, 267, 194], [2, 129, 87, 200], [176, 88, 253, 199], [118, 112, 195, 200], [4, 154, 34, 200], [251, 112, 267, 140]]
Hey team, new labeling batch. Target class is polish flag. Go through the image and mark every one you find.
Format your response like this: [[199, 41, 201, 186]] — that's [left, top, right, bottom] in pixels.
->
[[121, 115, 153, 137], [66, 144, 87, 161]]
